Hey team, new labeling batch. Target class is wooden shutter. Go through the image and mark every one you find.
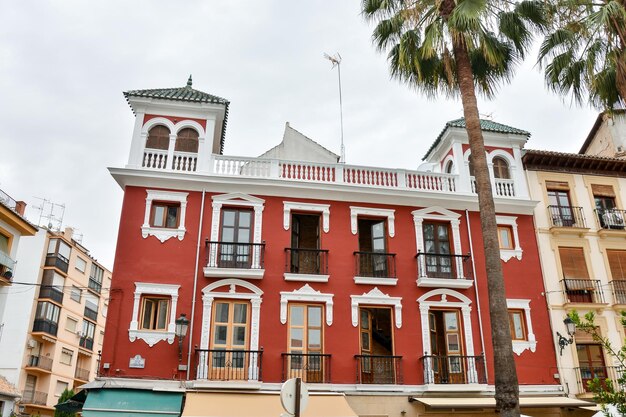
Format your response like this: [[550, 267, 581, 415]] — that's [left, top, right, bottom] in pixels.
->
[[607, 250, 626, 280], [558, 247, 589, 279], [591, 184, 616, 197], [546, 181, 570, 191]]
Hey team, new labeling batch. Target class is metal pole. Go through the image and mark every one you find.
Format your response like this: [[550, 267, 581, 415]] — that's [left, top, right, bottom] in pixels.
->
[[337, 61, 345, 164], [295, 377, 301, 417]]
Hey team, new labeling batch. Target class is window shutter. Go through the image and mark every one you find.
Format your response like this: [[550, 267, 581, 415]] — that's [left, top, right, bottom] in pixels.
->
[[546, 181, 570, 191], [591, 184, 616, 197], [607, 250, 626, 280], [558, 247, 589, 279]]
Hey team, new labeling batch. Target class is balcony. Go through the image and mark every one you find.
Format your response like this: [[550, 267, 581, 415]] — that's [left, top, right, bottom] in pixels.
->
[[79, 336, 94, 351], [548, 205, 587, 229], [421, 355, 486, 385], [45, 253, 69, 273], [575, 366, 625, 393], [282, 353, 331, 383], [416, 253, 473, 289], [21, 390, 48, 406], [561, 279, 606, 304], [204, 241, 265, 279], [354, 252, 397, 285], [75, 367, 90, 382], [84, 306, 98, 321], [88, 278, 102, 294], [595, 209, 626, 235], [195, 349, 262, 381], [611, 280, 626, 304], [355, 355, 402, 384], [0, 250, 15, 284], [32, 319, 58, 337], [38, 286, 63, 304], [26, 355, 53, 373], [284, 248, 329, 282]]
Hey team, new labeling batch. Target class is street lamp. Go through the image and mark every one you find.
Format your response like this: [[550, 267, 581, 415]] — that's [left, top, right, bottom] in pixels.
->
[[175, 313, 189, 362], [557, 316, 576, 356]]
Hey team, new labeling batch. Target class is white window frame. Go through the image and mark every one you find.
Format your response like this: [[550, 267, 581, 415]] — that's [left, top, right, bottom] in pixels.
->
[[65, 316, 78, 333], [70, 286, 82, 303], [75, 257, 87, 273], [350, 287, 402, 328], [496, 215, 523, 261], [349, 207, 395, 237], [129, 282, 180, 347], [55, 381, 69, 397], [283, 202, 330, 233], [141, 190, 188, 243], [280, 284, 333, 326], [60, 348, 73, 366], [507, 299, 536, 355]]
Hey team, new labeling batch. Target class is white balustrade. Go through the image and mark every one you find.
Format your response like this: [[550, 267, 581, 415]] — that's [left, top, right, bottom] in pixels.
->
[[172, 151, 198, 172], [494, 178, 516, 197], [406, 172, 456, 192], [280, 161, 335, 182], [211, 155, 272, 178], [143, 149, 168, 170], [343, 166, 398, 187]]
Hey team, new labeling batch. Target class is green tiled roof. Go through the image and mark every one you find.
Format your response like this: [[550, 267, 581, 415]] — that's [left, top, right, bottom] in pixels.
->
[[123, 76, 229, 105], [423, 118, 530, 160]]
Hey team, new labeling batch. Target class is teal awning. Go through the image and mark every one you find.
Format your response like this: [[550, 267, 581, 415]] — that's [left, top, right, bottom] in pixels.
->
[[83, 389, 183, 417]]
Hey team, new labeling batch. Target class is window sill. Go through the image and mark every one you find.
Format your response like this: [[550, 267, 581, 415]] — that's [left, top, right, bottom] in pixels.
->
[[284, 273, 330, 283], [416, 277, 473, 289], [141, 226, 185, 243], [512, 339, 537, 356], [354, 276, 397, 286], [128, 329, 175, 347], [203, 267, 265, 279], [500, 249, 523, 262]]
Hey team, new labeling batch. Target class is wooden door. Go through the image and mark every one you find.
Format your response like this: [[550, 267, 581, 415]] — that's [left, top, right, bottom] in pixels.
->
[[209, 301, 250, 380], [423, 222, 454, 278]]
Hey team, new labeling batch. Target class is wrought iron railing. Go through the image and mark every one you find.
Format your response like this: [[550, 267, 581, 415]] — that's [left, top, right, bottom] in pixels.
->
[[416, 252, 472, 280], [354, 252, 396, 278], [32, 319, 58, 336], [595, 208, 626, 230], [355, 355, 402, 384], [285, 248, 329, 275], [611, 280, 626, 304], [38, 286, 63, 304], [421, 355, 486, 384], [282, 353, 331, 383], [84, 306, 98, 321], [195, 349, 263, 381], [45, 253, 69, 273], [575, 366, 626, 393], [27, 355, 53, 371], [75, 367, 90, 381], [80, 336, 94, 351], [22, 390, 47, 406], [561, 279, 605, 304], [88, 278, 102, 293], [205, 241, 265, 269], [548, 205, 587, 228]]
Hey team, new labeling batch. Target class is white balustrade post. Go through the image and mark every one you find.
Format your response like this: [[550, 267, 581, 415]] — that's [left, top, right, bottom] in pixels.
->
[[397, 169, 407, 188], [335, 164, 344, 184], [167, 134, 177, 170], [270, 159, 280, 178]]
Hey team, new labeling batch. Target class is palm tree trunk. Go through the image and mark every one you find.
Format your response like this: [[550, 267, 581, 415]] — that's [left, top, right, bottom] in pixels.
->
[[617, 51, 626, 104], [452, 38, 521, 417]]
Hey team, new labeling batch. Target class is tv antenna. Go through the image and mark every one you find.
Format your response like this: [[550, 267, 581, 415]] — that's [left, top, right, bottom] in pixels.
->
[[324, 52, 345, 164], [32, 198, 65, 231]]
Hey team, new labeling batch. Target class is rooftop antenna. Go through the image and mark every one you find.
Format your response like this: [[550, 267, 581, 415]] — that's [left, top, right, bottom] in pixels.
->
[[33, 197, 65, 232], [324, 52, 345, 164]]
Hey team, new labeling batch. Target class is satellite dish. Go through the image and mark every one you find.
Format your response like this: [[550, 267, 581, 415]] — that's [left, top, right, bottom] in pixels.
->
[[280, 378, 309, 416]]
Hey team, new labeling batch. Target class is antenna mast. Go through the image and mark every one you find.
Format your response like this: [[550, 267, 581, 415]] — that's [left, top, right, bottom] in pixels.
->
[[324, 52, 345, 163]]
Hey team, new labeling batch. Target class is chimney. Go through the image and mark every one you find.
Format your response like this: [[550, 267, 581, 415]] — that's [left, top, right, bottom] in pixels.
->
[[15, 201, 26, 216], [64, 227, 74, 241]]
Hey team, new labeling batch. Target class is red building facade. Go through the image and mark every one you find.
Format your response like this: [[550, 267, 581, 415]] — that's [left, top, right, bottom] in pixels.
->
[[93, 79, 584, 416]]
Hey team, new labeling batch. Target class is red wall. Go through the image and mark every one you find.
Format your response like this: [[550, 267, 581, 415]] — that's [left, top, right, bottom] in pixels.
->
[[101, 186, 558, 386]]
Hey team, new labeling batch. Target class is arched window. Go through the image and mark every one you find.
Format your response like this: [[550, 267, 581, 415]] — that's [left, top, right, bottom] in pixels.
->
[[468, 155, 475, 177], [445, 160, 454, 174], [146, 125, 170, 150], [175, 128, 199, 153], [493, 157, 510, 179]]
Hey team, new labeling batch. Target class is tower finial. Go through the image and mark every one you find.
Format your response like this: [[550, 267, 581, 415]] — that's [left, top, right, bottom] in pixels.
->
[[187, 75, 192, 88]]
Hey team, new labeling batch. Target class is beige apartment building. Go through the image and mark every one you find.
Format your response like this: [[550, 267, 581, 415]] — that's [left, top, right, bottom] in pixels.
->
[[14, 227, 111, 417], [523, 149, 626, 402]]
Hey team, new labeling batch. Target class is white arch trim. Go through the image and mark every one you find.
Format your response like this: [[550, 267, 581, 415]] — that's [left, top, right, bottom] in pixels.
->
[[487, 148, 515, 166], [351, 288, 402, 328], [173, 119, 206, 136], [442, 155, 456, 174], [280, 284, 334, 325], [142, 117, 176, 133]]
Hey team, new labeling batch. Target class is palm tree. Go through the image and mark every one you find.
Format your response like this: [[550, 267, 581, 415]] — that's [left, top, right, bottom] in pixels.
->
[[362, 1, 546, 415], [538, 0, 626, 109]]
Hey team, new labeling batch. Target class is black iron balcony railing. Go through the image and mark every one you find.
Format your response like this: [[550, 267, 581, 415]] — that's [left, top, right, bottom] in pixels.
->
[[195, 349, 263, 381], [84, 306, 98, 321], [548, 205, 587, 228], [75, 367, 90, 381], [595, 208, 626, 230], [38, 286, 63, 304], [421, 355, 486, 384], [27, 355, 53, 372], [561, 279, 605, 304], [611, 280, 626, 304], [282, 353, 331, 383], [354, 252, 396, 278], [285, 248, 329, 275], [575, 366, 626, 393], [416, 252, 472, 280], [32, 318, 58, 336], [355, 355, 402, 384], [45, 253, 69, 273], [88, 278, 102, 293], [80, 336, 94, 351], [22, 390, 47, 406], [205, 241, 265, 269]]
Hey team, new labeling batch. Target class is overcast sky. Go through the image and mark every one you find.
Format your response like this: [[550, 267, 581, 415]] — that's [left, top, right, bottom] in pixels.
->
[[0, 1, 598, 269]]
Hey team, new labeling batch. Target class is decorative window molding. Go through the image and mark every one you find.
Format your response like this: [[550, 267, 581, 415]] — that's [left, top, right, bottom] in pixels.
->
[[141, 190, 188, 242], [349, 207, 395, 237], [280, 284, 334, 325], [283, 202, 330, 233], [205, 193, 265, 274], [129, 282, 180, 347], [198, 279, 263, 379], [507, 299, 536, 355], [496, 215, 523, 262], [351, 288, 402, 328]]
